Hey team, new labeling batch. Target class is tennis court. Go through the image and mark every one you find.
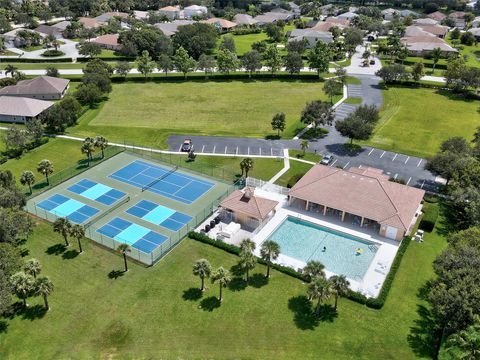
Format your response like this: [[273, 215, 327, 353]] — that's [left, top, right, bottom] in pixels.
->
[[126, 200, 192, 231], [109, 160, 214, 204], [97, 217, 168, 253], [68, 179, 127, 205], [37, 194, 99, 224]]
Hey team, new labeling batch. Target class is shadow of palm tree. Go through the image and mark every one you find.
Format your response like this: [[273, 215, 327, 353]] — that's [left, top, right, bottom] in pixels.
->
[[45, 243, 66, 256], [250, 273, 269, 288], [287, 295, 319, 330], [62, 249, 79, 260], [407, 304, 442, 358], [108, 270, 125, 279], [182, 287, 203, 301], [199, 296, 221, 312], [228, 277, 247, 292], [21, 304, 47, 321], [230, 264, 244, 277], [0, 320, 8, 334], [317, 304, 338, 322]]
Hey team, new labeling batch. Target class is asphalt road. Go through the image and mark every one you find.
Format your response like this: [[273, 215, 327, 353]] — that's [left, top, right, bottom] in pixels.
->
[[168, 75, 439, 192]]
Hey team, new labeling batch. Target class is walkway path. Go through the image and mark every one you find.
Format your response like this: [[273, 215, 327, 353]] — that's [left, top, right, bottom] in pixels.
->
[[268, 149, 290, 184]]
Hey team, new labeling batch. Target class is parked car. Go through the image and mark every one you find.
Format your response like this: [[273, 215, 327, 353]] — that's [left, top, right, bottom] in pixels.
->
[[370, 59, 375, 65], [320, 154, 334, 165], [181, 139, 193, 152]]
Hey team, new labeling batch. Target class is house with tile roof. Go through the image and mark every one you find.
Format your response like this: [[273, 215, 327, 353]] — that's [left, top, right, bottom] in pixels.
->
[[93, 34, 122, 51], [0, 96, 54, 124], [288, 166, 424, 240], [0, 76, 70, 100], [159, 6, 181, 20]]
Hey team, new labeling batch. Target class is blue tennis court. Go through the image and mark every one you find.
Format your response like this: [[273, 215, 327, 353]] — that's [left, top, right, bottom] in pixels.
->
[[126, 200, 192, 231], [37, 194, 99, 224], [109, 160, 214, 204], [67, 179, 126, 205], [97, 217, 168, 253]]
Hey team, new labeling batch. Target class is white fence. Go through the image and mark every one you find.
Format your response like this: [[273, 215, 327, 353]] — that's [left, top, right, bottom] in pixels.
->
[[246, 177, 290, 195]]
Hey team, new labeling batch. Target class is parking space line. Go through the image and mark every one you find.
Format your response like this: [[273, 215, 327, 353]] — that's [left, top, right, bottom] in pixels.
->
[[236, 146, 238, 155], [368, 148, 374, 156], [343, 161, 350, 169], [178, 144, 182, 152], [417, 159, 422, 167], [394, 174, 398, 180], [271, 148, 273, 156], [380, 151, 386, 158], [259, 147, 262, 155], [406, 177, 412, 185], [224, 146, 227, 154], [331, 159, 338, 166], [392, 154, 397, 161], [420, 180, 425, 189], [201, 145, 205, 153], [213, 145, 216, 153], [405, 156, 410, 164]]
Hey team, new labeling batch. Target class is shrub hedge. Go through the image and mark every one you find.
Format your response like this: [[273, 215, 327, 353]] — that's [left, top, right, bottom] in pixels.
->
[[189, 230, 410, 309]]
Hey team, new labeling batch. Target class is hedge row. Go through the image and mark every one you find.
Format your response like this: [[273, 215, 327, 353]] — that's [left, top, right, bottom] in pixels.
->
[[189, 230, 410, 309], [0, 57, 74, 63]]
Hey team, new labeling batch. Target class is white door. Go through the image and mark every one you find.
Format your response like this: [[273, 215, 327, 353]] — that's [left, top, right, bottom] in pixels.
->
[[385, 226, 398, 239]]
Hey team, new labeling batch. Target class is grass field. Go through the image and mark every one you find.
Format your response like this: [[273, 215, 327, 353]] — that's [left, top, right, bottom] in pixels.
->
[[70, 80, 328, 147], [363, 86, 480, 158], [0, 210, 447, 359], [446, 36, 480, 68]]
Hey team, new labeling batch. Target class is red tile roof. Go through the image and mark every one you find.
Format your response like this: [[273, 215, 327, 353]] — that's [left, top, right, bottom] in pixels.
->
[[220, 187, 278, 220], [288, 166, 424, 231]]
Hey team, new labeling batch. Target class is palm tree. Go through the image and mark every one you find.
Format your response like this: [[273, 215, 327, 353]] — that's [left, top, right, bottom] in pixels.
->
[[10, 271, 35, 308], [70, 224, 85, 253], [447, 320, 480, 360], [239, 251, 256, 283], [53, 217, 72, 247], [118, 244, 131, 272], [20, 170, 36, 194], [24, 258, 41, 279], [81, 137, 96, 166], [330, 275, 350, 310], [300, 139, 309, 155], [260, 240, 280, 278], [37, 159, 54, 185], [4, 64, 18, 77], [308, 277, 331, 315], [211, 266, 231, 303], [431, 47, 442, 72], [239, 238, 256, 254], [94, 136, 108, 158], [303, 260, 325, 282], [240, 157, 254, 178], [34, 276, 54, 311], [192, 259, 212, 291]]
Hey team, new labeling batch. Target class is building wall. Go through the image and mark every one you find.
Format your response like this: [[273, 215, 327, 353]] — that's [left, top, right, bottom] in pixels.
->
[[0, 114, 27, 124], [2, 93, 63, 100], [159, 10, 180, 20], [379, 225, 405, 241]]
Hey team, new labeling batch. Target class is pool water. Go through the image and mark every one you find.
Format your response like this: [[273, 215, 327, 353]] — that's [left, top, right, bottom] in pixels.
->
[[268, 217, 378, 281]]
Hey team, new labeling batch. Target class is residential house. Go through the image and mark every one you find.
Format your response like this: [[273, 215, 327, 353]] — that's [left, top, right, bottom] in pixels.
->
[[312, 20, 347, 32], [93, 34, 122, 51], [0, 76, 70, 100], [158, 6, 181, 20], [79, 17, 102, 29], [34, 24, 63, 38], [428, 11, 447, 22], [448, 11, 466, 29], [406, 24, 449, 38], [401, 34, 457, 56], [413, 18, 439, 25], [184, 5, 208, 19], [0, 96, 54, 124], [469, 27, 480, 40], [203, 18, 237, 31], [399, 9, 419, 18], [288, 166, 425, 241], [133, 10, 149, 20], [337, 11, 358, 20], [233, 14, 258, 26], [154, 20, 194, 37], [288, 29, 333, 48], [270, 7, 296, 19], [94, 11, 129, 24], [288, 2, 301, 16], [472, 16, 480, 28], [381, 8, 399, 21], [1, 28, 45, 47], [324, 17, 350, 27]]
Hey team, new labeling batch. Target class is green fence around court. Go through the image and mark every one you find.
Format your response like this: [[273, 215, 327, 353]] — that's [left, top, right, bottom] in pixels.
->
[[26, 145, 125, 199], [27, 184, 237, 266]]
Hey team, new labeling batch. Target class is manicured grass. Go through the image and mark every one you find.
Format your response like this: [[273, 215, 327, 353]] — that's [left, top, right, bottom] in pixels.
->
[[222, 32, 269, 56], [446, 36, 480, 68], [70, 80, 328, 148], [0, 213, 447, 359], [344, 97, 362, 104], [276, 158, 314, 187], [0, 50, 19, 56], [363, 86, 480, 158]]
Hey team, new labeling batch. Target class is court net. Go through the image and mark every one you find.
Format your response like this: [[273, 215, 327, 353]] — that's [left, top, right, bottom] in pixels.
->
[[141, 165, 178, 192], [84, 195, 130, 228]]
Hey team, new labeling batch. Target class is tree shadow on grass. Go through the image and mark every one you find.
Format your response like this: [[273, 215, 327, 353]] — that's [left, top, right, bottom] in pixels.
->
[[199, 296, 221, 312], [108, 270, 125, 279], [182, 287, 203, 301], [45, 243, 66, 256], [287, 296, 319, 330], [0, 320, 8, 334], [62, 249, 79, 260], [230, 264, 243, 277], [21, 304, 47, 321], [407, 304, 442, 359], [228, 277, 247, 292], [249, 273, 269, 288], [316, 304, 338, 322]]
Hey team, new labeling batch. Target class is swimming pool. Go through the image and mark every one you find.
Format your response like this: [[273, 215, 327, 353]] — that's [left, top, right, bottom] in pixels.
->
[[267, 217, 378, 281]]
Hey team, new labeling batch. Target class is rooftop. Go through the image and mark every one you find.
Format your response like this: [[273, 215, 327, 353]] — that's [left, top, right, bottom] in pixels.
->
[[93, 33, 120, 47], [220, 187, 279, 221], [0, 76, 70, 96], [0, 96, 54, 117]]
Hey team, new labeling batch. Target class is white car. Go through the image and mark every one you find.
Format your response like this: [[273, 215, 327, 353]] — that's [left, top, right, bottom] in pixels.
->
[[320, 154, 334, 165]]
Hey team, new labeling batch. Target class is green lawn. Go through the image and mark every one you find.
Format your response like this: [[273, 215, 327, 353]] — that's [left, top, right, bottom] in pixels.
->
[[0, 211, 447, 359], [70, 80, 328, 148], [363, 86, 480, 158], [222, 32, 269, 56], [446, 36, 480, 68]]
